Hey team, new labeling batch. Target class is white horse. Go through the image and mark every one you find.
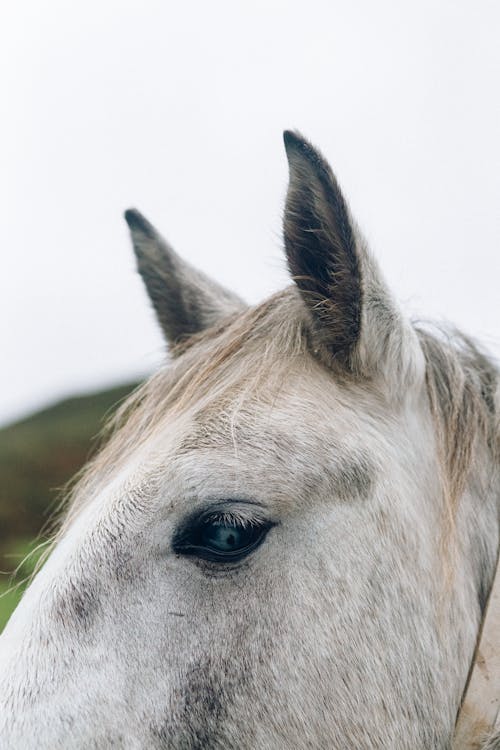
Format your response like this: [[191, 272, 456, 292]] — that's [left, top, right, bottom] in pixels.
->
[[0, 132, 498, 749]]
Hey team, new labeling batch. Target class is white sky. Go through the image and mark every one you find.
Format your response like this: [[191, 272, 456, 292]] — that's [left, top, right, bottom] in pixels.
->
[[1, 0, 499, 426]]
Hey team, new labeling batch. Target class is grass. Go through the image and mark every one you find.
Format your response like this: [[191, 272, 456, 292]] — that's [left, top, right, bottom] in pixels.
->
[[0, 382, 139, 543], [0, 537, 49, 632]]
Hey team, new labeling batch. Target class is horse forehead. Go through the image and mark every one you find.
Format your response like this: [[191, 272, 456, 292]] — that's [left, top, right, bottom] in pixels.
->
[[154, 396, 377, 510], [172, 364, 388, 458], [96, 365, 385, 515]]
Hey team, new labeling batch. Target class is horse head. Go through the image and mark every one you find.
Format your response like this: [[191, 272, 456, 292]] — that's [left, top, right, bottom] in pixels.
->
[[1, 132, 498, 749]]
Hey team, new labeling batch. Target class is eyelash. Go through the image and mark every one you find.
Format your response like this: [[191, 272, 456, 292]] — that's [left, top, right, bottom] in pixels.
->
[[203, 511, 263, 529]]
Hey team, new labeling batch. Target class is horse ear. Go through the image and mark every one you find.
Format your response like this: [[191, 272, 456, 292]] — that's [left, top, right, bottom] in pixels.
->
[[124, 209, 246, 348], [283, 131, 421, 386]]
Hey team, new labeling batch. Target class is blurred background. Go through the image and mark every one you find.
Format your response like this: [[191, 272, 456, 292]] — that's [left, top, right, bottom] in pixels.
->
[[1, 0, 499, 629]]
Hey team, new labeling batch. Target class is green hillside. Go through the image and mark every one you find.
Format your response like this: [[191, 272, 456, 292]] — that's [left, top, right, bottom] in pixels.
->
[[0, 381, 140, 630]]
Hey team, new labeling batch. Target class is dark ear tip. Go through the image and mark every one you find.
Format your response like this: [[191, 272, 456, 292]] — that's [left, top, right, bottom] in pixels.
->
[[124, 207, 141, 226], [283, 130, 306, 153], [283, 130, 323, 171], [283, 131, 334, 187], [124, 208, 157, 239]]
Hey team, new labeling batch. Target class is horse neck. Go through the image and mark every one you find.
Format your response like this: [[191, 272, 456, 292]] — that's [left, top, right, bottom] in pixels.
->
[[449, 445, 500, 746]]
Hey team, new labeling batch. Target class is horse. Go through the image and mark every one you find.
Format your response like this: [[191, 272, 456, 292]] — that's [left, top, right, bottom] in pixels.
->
[[0, 131, 498, 749]]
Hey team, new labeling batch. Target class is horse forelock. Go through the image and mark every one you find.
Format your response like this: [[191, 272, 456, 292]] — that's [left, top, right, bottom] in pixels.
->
[[59, 289, 309, 529]]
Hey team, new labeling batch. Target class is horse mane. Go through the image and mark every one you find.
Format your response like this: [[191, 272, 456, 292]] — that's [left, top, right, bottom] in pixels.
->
[[416, 325, 499, 509], [480, 728, 500, 749], [58, 290, 499, 537]]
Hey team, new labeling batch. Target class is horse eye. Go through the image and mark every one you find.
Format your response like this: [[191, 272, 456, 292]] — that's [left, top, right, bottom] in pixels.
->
[[201, 520, 259, 554], [173, 512, 273, 563]]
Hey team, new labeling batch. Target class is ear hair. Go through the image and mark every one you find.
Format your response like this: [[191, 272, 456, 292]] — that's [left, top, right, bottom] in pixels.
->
[[124, 208, 245, 349], [283, 130, 423, 390], [283, 130, 361, 367]]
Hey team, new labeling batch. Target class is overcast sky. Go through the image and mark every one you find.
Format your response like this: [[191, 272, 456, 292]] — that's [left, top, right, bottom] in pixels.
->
[[1, 0, 499, 426]]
